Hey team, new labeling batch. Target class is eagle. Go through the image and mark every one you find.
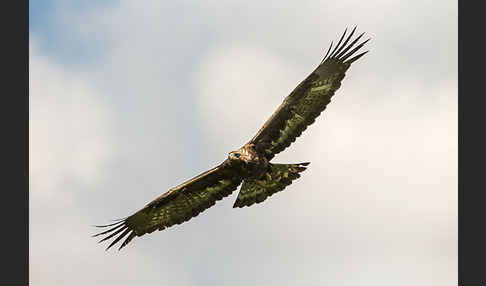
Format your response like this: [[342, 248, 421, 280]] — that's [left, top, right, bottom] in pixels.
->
[[94, 27, 370, 251]]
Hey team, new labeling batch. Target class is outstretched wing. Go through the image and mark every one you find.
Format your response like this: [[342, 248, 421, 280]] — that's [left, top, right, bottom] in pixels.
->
[[93, 160, 243, 251], [251, 27, 370, 160]]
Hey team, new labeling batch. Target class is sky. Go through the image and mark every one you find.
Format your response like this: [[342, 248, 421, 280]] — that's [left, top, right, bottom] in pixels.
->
[[29, 1, 457, 285]]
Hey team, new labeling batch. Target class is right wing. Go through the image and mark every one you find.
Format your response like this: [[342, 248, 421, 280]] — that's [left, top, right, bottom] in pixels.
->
[[251, 27, 370, 160], [93, 160, 243, 251]]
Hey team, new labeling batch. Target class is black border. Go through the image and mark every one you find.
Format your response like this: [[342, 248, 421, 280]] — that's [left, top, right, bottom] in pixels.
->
[[4, 0, 28, 285], [459, 2, 483, 285]]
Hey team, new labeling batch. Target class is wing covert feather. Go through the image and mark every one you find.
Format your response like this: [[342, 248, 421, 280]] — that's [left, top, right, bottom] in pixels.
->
[[251, 27, 370, 160], [94, 160, 243, 250]]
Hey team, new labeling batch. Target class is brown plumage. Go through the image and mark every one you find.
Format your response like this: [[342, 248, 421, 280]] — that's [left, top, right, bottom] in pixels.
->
[[94, 27, 370, 251]]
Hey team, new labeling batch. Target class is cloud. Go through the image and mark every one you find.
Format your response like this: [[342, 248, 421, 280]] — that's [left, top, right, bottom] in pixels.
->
[[30, 0, 456, 285], [29, 39, 114, 197], [195, 43, 305, 149], [29, 39, 195, 286]]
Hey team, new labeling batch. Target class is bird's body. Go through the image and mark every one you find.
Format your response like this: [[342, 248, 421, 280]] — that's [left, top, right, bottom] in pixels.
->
[[94, 27, 370, 251], [228, 143, 269, 179]]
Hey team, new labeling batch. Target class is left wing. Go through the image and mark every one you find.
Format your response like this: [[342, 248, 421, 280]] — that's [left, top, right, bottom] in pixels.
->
[[251, 27, 370, 160], [93, 160, 243, 251]]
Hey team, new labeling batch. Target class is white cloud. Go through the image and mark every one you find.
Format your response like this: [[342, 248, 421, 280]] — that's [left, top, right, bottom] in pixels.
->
[[195, 43, 305, 150], [29, 39, 194, 286], [29, 40, 114, 197]]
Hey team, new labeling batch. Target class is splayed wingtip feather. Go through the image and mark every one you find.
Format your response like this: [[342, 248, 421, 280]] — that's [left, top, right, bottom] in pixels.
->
[[331, 26, 356, 58], [336, 32, 365, 59], [106, 228, 131, 251], [341, 38, 371, 62], [92, 222, 125, 237], [344, 50, 369, 64], [98, 225, 128, 243], [329, 28, 348, 58], [321, 41, 334, 64]]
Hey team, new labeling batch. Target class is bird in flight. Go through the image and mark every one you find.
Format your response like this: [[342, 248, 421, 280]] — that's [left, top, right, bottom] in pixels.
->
[[94, 27, 370, 251]]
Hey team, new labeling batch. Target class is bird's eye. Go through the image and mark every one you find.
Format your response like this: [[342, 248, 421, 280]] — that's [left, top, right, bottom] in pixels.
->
[[234, 153, 241, 158]]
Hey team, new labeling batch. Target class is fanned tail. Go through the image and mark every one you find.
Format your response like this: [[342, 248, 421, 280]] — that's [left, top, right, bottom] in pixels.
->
[[233, 162, 310, 208]]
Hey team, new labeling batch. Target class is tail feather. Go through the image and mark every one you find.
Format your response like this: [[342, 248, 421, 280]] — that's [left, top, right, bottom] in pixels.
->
[[233, 162, 309, 208]]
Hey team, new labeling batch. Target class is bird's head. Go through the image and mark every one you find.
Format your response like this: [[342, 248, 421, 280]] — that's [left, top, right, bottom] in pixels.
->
[[228, 145, 257, 165], [228, 151, 242, 162], [228, 146, 250, 165]]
